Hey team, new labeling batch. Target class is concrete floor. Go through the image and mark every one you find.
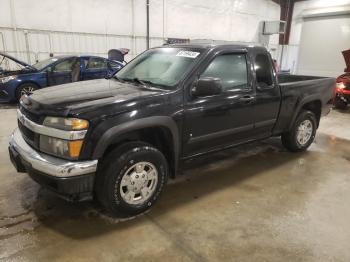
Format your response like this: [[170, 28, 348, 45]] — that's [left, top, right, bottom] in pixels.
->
[[0, 105, 350, 262]]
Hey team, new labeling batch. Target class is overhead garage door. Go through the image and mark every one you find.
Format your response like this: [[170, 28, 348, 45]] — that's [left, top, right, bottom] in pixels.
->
[[297, 15, 350, 77]]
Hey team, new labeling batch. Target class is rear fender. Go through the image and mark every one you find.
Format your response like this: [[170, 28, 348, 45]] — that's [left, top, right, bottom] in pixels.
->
[[288, 95, 322, 130]]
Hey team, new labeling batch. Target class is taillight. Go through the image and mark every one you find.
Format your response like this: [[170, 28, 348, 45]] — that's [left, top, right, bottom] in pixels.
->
[[336, 82, 346, 89]]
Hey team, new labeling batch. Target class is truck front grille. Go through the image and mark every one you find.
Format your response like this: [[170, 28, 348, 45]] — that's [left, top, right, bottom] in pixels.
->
[[18, 119, 40, 150], [19, 105, 42, 123]]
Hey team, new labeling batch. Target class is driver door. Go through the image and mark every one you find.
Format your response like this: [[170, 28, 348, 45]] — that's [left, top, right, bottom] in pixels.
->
[[183, 51, 257, 157]]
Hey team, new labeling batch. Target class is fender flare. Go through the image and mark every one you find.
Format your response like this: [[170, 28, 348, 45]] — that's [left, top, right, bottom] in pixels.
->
[[93, 116, 180, 168], [288, 94, 322, 130]]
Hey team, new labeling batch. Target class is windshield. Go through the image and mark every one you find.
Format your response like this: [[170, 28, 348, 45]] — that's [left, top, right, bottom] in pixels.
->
[[116, 47, 203, 88], [32, 57, 59, 70]]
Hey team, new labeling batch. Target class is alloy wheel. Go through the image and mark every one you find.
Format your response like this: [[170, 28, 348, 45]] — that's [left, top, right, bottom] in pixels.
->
[[296, 119, 313, 145], [118, 161, 158, 205]]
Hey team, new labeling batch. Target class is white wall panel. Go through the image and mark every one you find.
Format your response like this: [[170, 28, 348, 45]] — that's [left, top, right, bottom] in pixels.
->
[[280, 0, 350, 74], [164, 0, 280, 43], [0, 0, 280, 64], [0, 0, 12, 28], [13, 0, 72, 31], [297, 15, 350, 77]]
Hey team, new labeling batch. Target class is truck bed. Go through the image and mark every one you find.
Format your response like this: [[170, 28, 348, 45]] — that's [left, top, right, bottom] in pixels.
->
[[273, 74, 335, 135], [278, 74, 328, 84]]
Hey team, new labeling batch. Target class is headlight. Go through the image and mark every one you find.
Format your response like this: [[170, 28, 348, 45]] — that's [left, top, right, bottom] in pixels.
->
[[0, 76, 17, 84], [40, 135, 84, 159], [43, 116, 89, 131], [41, 116, 88, 158]]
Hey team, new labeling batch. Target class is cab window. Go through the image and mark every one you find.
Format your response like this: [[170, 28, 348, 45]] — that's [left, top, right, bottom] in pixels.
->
[[200, 53, 248, 91], [254, 53, 274, 87]]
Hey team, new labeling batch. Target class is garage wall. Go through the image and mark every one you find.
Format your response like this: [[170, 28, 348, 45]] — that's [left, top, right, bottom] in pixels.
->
[[0, 0, 280, 64], [297, 15, 350, 76], [281, 0, 350, 76]]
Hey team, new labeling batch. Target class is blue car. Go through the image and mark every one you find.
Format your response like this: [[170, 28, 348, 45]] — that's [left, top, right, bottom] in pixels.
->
[[0, 52, 125, 102]]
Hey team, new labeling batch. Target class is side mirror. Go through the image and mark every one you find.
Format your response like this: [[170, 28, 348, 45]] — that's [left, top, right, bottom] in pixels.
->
[[192, 77, 222, 97]]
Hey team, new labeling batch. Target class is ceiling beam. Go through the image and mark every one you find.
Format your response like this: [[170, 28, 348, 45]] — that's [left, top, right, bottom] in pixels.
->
[[272, 0, 311, 44]]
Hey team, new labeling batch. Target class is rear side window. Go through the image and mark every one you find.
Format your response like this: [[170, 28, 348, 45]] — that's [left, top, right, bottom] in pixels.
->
[[86, 57, 107, 70], [201, 53, 248, 91], [254, 54, 273, 87]]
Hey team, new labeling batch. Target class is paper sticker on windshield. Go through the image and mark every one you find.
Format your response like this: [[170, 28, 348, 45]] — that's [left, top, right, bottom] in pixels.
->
[[176, 51, 200, 58]]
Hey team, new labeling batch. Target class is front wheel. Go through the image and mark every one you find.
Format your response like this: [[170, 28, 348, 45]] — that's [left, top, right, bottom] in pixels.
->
[[281, 110, 317, 152], [95, 142, 168, 218], [15, 83, 38, 101]]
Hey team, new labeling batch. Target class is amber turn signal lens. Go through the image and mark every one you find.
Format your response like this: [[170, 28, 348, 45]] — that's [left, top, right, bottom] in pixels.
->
[[71, 119, 89, 130], [68, 140, 84, 158]]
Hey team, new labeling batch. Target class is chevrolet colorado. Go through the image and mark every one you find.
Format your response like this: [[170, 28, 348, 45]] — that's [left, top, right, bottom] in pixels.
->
[[9, 43, 335, 217]]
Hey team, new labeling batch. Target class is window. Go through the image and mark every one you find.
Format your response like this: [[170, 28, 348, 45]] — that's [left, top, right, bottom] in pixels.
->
[[200, 53, 248, 91], [32, 58, 58, 71], [86, 57, 107, 70], [116, 47, 203, 88], [254, 54, 273, 87], [52, 58, 76, 72]]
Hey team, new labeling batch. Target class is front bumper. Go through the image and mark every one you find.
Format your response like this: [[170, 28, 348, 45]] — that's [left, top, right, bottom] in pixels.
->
[[0, 82, 14, 102], [9, 128, 98, 201], [0, 89, 11, 102], [335, 92, 350, 102]]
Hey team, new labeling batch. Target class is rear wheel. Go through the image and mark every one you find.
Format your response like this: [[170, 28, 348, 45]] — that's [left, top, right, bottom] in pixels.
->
[[281, 110, 317, 152], [15, 83, 38, 101], [95, 142, 168, 218]]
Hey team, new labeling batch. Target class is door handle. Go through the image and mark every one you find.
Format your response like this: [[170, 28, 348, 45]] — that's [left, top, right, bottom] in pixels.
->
[[239, 95, 255, 103]]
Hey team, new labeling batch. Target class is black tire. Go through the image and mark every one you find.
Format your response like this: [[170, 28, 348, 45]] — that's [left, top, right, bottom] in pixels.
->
[[95, 142, 168, 218], [15, 83, 38, 101], [334, 98, 348, 110], [281, 110, 317, 152]]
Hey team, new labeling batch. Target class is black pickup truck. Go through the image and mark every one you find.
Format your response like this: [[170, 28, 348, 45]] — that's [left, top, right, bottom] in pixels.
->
[[9, 43, 335, 217]]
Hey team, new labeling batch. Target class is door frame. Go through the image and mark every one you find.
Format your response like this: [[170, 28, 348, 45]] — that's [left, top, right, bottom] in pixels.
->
[[181, 47, 257, 157], [47, 57, 78, 86]]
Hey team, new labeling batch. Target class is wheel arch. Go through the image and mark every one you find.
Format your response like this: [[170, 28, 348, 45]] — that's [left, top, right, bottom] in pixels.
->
[[93, 116, 180, 178], [15, 81, 41, 93], [16, 81, 41, 89], [289, 96, 322, 130]]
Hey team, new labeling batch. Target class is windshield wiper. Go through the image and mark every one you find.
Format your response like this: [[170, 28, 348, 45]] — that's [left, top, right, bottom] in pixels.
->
[[120, 77, 150, 87], [120, 77, 166, 91], [128, 77, 149, 86]]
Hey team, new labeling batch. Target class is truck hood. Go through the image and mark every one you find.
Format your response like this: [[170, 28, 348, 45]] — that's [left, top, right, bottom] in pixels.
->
[[0, 52, 35, 70], [21, 78, 163, 116], [343, 49, 350, 73]]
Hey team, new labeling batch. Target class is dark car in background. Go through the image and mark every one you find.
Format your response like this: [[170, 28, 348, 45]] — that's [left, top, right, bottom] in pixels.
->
[[0, 52, 125, 102], [334, 49, 350, 109]]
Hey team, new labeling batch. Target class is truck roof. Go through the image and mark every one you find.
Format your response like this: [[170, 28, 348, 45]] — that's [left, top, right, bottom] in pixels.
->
[[163, 41, 266, 52]]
